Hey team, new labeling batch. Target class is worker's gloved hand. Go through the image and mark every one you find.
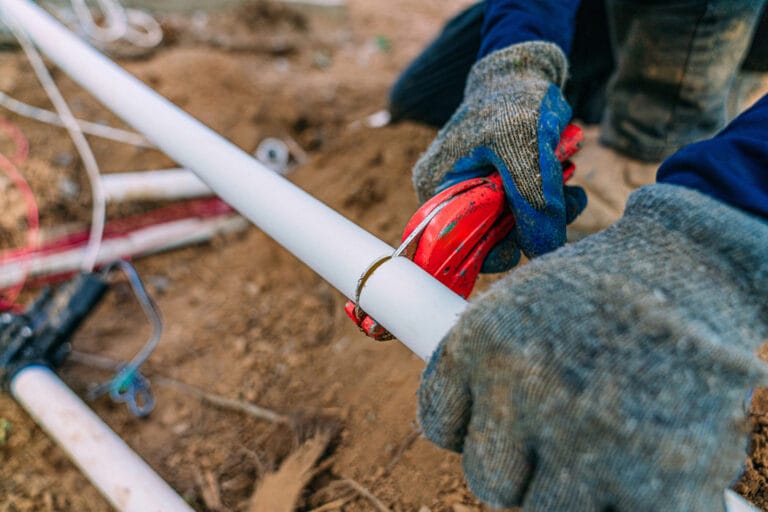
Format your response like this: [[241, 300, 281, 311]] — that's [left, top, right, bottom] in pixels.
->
[[419, 184, 768, 511], [413, 41, 586, 271]]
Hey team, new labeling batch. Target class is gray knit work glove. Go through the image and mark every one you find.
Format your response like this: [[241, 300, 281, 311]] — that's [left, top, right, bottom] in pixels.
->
[[419, 184, 768, 511], [413, 42, 586, 268]]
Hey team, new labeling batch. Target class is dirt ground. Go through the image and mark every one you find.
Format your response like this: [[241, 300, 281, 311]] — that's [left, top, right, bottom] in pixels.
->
[[0, 1, 766, 511]]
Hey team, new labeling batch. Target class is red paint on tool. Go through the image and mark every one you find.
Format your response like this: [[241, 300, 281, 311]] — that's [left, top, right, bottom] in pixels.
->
[[346, 124, 584, 340]]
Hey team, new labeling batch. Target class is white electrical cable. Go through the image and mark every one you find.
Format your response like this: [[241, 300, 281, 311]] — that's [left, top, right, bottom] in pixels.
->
[[69, 0, 126, 43], [0, 0, 162, 272], [6, 19, 106, 273], [120, 8, 162, 48], [0, 91, 153, 147], [69, 0, 162, 48]]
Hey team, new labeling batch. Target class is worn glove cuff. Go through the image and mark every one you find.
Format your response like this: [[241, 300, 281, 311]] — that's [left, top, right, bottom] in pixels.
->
[[465, 41, 568, 100]]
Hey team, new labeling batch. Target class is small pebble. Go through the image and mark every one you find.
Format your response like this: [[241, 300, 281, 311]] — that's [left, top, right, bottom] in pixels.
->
[[58, 177, 79, 199], [52, 151, 75, 167], [313, 50, 332, 69], [148, 275, 171, 295], [172, 423, 190, 435]]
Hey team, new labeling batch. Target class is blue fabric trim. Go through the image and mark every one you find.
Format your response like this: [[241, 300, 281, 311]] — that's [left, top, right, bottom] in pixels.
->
[[508, 84, 572, 256], [422, 343, 444, 380], [479, 0, 581, 58], [436, 85, 576, 259], [657, 94, 768, 222]]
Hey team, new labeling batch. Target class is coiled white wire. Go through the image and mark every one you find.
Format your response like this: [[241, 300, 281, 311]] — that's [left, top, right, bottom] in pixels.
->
[[69, 0, 162, 48], [0, 1, 164, 272], [0, 91, 153, 147]]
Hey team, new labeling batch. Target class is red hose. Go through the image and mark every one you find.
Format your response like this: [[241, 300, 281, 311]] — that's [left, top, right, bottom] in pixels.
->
[[0, 118, 39, 310]]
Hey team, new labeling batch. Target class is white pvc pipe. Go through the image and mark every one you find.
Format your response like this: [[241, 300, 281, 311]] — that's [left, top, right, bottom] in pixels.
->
[[0, 0, 467, 362], [0, 215, 247, 287], [11, 366, 193, 512], [102, 169, 212, 202], [726, 490, 760, 512], [361, 257, 466, 360]]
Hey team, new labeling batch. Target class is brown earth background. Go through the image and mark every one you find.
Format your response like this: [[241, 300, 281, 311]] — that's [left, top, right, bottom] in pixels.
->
[[0, 1, 767, 511]]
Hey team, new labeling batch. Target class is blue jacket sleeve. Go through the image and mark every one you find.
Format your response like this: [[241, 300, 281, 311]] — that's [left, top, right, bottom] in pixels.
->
[[657, 94, 768, 222], [479, 0, 581, 58]]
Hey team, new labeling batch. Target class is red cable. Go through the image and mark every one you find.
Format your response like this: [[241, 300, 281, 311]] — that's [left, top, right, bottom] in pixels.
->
[[0, 118, 39, 310]]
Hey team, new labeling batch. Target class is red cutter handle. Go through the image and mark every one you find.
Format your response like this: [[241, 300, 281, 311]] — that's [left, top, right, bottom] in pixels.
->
[[346, 124, 584, 340]]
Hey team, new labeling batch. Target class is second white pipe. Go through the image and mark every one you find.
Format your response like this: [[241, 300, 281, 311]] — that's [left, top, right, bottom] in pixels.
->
[[11, 366, 193, 512], [102, 169, 211, 202]]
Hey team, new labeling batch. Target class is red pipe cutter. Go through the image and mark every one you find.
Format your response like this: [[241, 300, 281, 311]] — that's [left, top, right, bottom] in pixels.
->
[[345, 124, 584, 340]]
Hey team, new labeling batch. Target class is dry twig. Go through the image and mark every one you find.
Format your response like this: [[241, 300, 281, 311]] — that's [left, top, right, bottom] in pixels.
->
[[248, 430, 332, 512], [384, 427, 422, 474], [69, 350, 289, 424], [194, 468, 227, 512], [307, 496, 352, 512], [339, 478, 391, 512], [309, 427, 421, 511], [156, 376, 289, 424]]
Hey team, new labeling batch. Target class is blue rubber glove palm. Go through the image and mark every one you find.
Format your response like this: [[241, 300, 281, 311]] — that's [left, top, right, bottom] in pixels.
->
[[412, 42, 586, 271]]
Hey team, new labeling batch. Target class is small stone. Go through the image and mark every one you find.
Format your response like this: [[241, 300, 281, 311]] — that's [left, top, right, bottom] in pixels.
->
[[274, 58, 290, 73], [232, 336, 247, 355], [244, 282, 260, 297], [190, 11, 208, 32], [52, 151, 74, 167], [0, 418, 10, 446], [313, 50, 332, 69], [172, 422, 190, 435], [443, 492, 464, 504], [58, 177, 79, 199], [147, 275, 171, 295]]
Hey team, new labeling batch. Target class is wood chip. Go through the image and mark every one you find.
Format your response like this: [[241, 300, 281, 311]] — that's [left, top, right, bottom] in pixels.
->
[[195, 468, 225, 512], [248, 430, 332, 512]]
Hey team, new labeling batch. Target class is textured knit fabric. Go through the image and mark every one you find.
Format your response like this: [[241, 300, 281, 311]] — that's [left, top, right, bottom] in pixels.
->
[[419, 184, 768, 511], [479, 0, 580, 58], [412, 42, 586, 261], [658, 93, 768, 222]]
